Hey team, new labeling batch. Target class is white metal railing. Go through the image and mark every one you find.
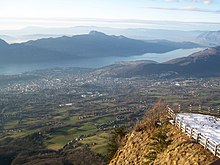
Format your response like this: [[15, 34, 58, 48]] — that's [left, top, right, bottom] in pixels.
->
[[167, 106, 220, 158]]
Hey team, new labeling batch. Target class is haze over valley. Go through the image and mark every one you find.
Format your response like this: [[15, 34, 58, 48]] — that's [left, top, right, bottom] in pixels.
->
[[0, 31, 204, 75], [0, 0, 220, 165]]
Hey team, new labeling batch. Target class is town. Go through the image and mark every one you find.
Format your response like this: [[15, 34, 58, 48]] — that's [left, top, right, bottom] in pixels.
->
[[0, 67, 220, 161]]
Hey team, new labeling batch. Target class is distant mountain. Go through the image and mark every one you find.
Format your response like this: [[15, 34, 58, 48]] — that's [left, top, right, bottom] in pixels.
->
[[0, 39, 9, 47], [165, 47, 220, 65], [0, 42, 68, 64], [197, 31, 220, 46], [98, 46, 220, 77], [0, 35, 15, 44], [24, 31, 201, 57], [0, 31, 201, 64], [0, 26, 203, 43], [94, 60, 157, 77]]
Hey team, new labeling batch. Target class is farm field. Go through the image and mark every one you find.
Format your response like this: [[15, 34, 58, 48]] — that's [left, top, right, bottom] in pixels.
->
[[1, 68, 220, 162]]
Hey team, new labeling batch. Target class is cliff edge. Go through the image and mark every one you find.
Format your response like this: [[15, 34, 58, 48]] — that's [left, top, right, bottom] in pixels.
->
[[109, 102, 218, 165]]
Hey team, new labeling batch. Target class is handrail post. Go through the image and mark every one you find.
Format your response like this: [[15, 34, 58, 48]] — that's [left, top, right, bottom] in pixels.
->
[[175, 118, 178, 127], [199, 105, 201, 112], [190, 128, 194, 139], [184, 124, 187, 133], [196, 133, 201, 143], [214, 144, 220, 157], [179, 120, 181, 130], [204, 138, 209, 149]]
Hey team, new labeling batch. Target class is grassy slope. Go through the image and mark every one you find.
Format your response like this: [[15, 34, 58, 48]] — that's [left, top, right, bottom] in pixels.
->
[[110, 124, 217, 165], [153, 125, 216, 165], [109, 103, 218, 165]]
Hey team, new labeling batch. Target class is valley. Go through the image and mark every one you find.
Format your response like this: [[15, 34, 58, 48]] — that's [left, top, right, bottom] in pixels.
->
[[1, 0, 220, 164], [1, 66, 220, 163]]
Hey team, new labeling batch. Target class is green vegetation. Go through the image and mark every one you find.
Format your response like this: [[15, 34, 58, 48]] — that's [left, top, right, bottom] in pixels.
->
[[107, 126, 128, 162], [144, 124, 172, 165], [81, 132, 109, 155], [3, 120, 19, 129], [62, 116, 79, 124], [1, 68, 220, 164]]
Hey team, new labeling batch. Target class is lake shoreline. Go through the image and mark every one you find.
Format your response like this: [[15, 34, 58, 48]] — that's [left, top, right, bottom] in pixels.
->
[[0, 48, 205, 75]]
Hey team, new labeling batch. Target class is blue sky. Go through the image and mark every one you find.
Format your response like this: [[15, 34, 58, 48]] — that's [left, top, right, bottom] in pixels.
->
[[0, 0, 219, 30]]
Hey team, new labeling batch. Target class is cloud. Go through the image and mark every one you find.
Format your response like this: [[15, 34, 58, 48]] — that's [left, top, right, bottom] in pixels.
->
[[160, 0, 214, 4], [188, 0, 213, 4], [148, 6, 220, 13], [1, 17, 220, 31]]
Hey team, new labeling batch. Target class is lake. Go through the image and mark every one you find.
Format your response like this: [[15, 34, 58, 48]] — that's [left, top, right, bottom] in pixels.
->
[[0, 48, 205, 75]]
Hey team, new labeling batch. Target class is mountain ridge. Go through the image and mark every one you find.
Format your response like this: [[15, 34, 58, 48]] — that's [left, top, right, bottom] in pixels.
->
[[0, 31, 201, 64], [197, 31, 220, 46], [0, 26, 205, 43], [0, 39, 9, 47], [95, 46, 220, 77], [24, 31, 200, 57]]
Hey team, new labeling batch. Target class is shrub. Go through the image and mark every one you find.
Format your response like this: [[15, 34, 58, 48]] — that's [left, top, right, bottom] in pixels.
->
[[144, 124, 172, 165], [107, 126, 127, 162]]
